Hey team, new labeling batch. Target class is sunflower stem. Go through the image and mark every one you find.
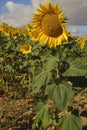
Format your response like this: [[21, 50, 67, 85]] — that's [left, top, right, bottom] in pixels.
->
[[56, 46, 61, 83]]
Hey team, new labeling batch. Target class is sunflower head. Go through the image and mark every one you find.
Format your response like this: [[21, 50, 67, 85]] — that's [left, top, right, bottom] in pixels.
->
[[25, 23, 31, 32], [29, 29, 39, 42], [31, 2, 71, 48], [0, 22, 11, 36], [20, 28, 28, 36], [20, 44, 32, 54], [75, 37, 87, 49], [11, 28, 18, 39]]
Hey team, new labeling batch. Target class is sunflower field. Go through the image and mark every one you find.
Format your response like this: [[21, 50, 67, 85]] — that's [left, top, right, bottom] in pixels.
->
[[0, 2, 87, 130]]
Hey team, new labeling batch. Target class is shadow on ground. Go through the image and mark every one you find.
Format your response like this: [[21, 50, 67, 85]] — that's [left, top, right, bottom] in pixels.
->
[[68, 76, 87, 88]]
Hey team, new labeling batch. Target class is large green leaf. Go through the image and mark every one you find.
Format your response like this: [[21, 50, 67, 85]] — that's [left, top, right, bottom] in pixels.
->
[[45, 81, 73, 110], [29, 70, 51, 95], [58, 113, 82, 130], [32, 102, 52, 129], [63, 58, 87, 76], [43, 56, 58, 71]]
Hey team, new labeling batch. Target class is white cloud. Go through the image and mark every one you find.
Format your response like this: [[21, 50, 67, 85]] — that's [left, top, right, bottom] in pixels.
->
[[0, 1, 34, 27], [30, 0, 43, 9]]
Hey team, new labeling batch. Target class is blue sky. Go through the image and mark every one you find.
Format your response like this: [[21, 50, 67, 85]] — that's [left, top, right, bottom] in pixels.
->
[[0, 0, 31, 14], [0, 0, 87, 37]]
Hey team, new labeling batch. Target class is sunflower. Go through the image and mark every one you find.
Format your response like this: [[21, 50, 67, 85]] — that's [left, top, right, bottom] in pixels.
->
[[25, 23, 31, 32], [75, 37, 87, 49], [0, 22, 11, 36], [29, 28, 39, 42], [31, 2, 70, 48], [11, 28, 18, 39], [20, 44, 32, 54], [20, 28, 28, 37]]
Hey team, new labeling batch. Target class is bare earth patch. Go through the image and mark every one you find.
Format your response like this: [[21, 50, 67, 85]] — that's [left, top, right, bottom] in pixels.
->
[[0, 87, 87, 130]]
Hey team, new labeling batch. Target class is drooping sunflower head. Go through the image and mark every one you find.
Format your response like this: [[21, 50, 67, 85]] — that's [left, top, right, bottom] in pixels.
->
[[25, 23, 31, 32], [11, 28, 19, 39], [20, 44, 32, 54], [75, 37, 87, 49], [0, 22, 11, 36], [31, 2, 71, 48]]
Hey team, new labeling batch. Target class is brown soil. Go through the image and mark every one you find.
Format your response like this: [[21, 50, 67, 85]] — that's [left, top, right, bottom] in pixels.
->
[[0, 87, 87, 130]]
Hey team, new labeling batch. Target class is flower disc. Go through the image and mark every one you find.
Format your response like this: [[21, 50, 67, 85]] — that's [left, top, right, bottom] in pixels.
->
[[41, 13, 63, 37]]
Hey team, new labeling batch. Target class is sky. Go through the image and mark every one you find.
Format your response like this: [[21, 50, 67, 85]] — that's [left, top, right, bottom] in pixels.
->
[[0, 0, 87, 37]]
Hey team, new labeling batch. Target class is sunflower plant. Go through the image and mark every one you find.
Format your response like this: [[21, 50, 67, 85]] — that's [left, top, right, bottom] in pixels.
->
[[0, 23, 32, 90], [0, 2, 87, 130], [27, 2, 87, 130]]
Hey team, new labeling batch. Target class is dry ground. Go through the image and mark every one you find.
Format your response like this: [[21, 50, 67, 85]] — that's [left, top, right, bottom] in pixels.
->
[[0, 85, 87, 130]]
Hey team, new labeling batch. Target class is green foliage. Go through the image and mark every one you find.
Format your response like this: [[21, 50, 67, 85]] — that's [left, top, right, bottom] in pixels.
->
[[32, 102, 52, 130], [28, 40, 87, 129], [58, 112, 82, 130], [0, 29, 87, 130], [29, 70, 51, 95], [43, 55, 58, 71], [45, 81, 73, 110], [63, 57, 87, 76]]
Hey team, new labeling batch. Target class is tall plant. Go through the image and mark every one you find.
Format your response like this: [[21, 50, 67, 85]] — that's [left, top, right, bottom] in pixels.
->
[[28, 2, 87, 130]]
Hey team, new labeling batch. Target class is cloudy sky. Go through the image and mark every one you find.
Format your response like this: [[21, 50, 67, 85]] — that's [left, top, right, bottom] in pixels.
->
[[0, 0, 87, 37]]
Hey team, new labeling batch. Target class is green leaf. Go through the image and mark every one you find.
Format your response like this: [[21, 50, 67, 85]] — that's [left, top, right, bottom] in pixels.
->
[[22, 61, 29, 67], [63, 58, 87, 76], [43, 56, 58, 71], [45, 81, 73, 110], [58, 113, 82, 130], [32, 102, 52, 129], [0, 57, 4, 63], [4, 64, 14, 73], [5, 42, 12, 49], [29, 70, 51, 95]]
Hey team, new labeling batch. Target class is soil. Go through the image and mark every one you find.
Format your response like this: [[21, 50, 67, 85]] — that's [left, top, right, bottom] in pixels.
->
[[0, 86, 87, 130]]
